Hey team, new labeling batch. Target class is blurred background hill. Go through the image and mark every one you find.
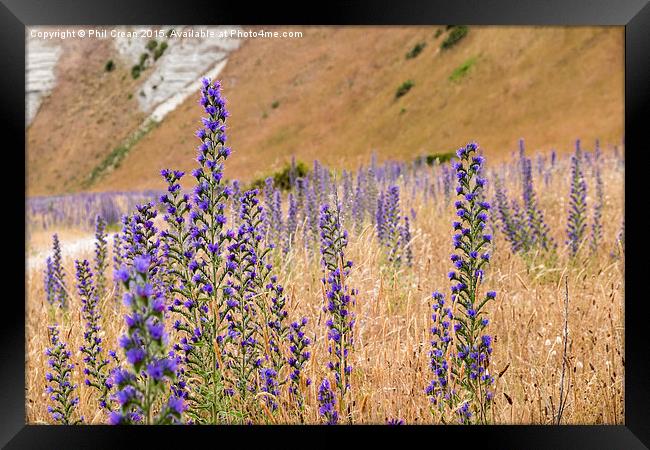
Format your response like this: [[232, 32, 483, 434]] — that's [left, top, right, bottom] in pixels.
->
[[26, 25, 623, 196]]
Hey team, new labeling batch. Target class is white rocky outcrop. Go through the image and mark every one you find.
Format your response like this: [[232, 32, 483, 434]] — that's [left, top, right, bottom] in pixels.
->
[[113, 25, 242, 122], [26, 25, 242, 127], [25, 31, 62, 126]]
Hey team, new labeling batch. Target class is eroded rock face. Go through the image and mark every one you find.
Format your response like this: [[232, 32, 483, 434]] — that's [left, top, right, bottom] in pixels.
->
[[26, 31, 62, 126], [26, 26, 242, 127], [113, 25, 242, 121]]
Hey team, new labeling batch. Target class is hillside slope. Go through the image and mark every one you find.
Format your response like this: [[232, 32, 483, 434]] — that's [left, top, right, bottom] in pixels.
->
[[27, 26, 623, 195]]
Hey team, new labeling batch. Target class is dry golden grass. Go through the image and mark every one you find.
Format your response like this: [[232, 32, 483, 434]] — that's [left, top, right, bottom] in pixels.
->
[[25, 148, 623, 424]]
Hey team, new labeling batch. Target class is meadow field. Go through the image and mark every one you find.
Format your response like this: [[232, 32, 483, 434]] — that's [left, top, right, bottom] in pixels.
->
[[25, 80, 624, 425]]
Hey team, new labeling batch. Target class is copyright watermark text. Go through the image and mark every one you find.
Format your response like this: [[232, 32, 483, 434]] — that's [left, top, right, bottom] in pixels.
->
[[29, 27, 303, 40]]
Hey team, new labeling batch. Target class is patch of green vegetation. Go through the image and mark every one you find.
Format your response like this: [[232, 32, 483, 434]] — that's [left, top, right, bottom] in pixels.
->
[[405, 41, 426, 59], [146, 39, 158, 52], [153, 41, 168, 61], [84, 120, 159, 188], [441, 25, 469, 50], [271, 100, 280, 109], [399, 107, 407, 114], [415, 151, 456, 166], [434, 28, 443, 39], [130, 38, 169, 79], [104, 59, 115, 72], [131, 64, 142, 79], [449, 56, 478, 82], [395, 80, 415, 99], [249, 160, 310, 191]]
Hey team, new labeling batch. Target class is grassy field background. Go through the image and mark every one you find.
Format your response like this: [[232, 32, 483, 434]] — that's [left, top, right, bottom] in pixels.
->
[[26, 26, 623, 196]]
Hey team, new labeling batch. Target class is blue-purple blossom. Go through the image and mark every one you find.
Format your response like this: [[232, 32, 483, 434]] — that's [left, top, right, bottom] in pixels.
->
[[112, 259, 184, 425], [317, 378, 339, 425]]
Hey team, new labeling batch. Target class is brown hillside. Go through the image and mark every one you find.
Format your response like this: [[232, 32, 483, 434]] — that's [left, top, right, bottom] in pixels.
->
[[28, 26, 623, 195], [27, 37, 147, 196]]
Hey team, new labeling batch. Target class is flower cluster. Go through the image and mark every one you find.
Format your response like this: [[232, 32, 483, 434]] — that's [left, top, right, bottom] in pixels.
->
[[376, 185, 402, 264], [425, 291, 454, 409], [259, 367, 280, 412], [317, 378, 338, 425], [520, 144, 555, 252], [45, 325, 82, 424], [287, 318, 312, 412], [119, 202, 162, 286], [493, 141, 554, 256], [110, 256, 185, 425]]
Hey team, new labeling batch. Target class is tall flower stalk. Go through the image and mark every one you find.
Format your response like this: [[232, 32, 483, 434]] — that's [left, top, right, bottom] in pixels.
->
[[521, 153, 555, 252], [44, 256, 56, 305], [567, 140, 588, 257], [287, 318, 311, 416], [94, 215, 109, 299], [51, 234, 68, 308], [426, 142, 496, 424], [164, 77, 234, 424], [112, 232, 124, 300], [45, 325, 82, 424], [76, 259, 113, 410], [319, 202, 357, 421]]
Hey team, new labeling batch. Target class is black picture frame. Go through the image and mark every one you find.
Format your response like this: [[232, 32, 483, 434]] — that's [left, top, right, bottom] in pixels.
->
[[5, 1, 648, 448]]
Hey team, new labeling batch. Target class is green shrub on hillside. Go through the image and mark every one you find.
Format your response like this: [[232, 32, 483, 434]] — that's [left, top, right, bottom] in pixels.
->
[[250, 160, 310, 191], [415, 151, 456, 166], [395, 80, 415, 99], [449, 56, 478, 82], [131, 38, 169, 78], [104, 60, 115, 72], [405, 42, 426, 59], [146, 39, 158, 52], [131, 64, 142, 79], [441, 25, 469, 50], [153, 41, 168, 61]]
